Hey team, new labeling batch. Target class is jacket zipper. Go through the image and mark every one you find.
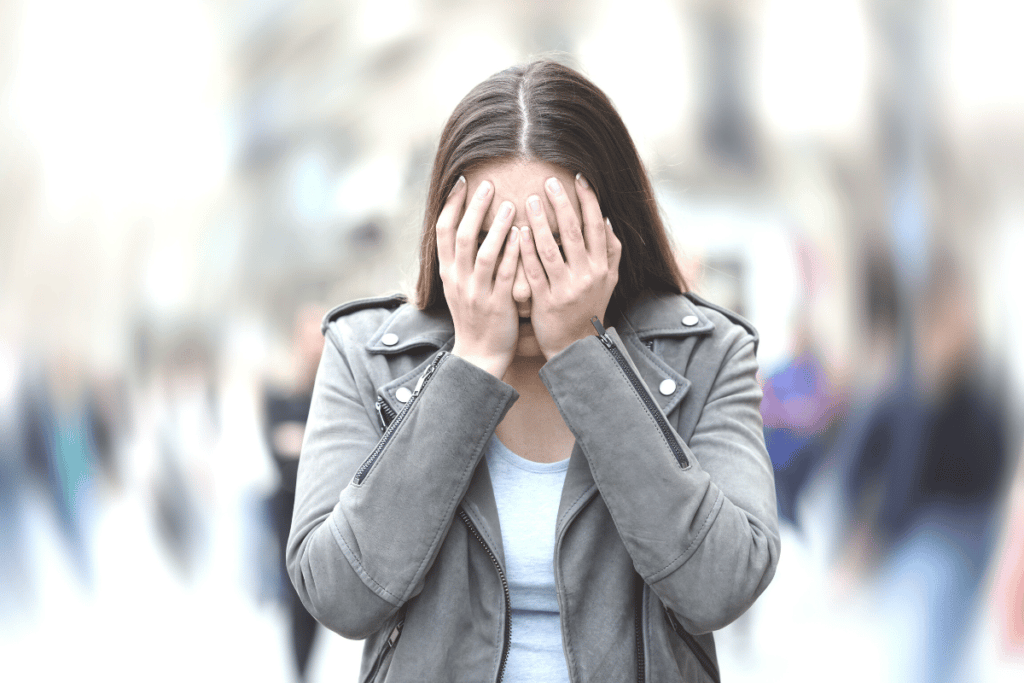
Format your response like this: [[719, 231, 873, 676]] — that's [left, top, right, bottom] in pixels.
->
[[375, 396, 397, 431], [354, 352, 448, 484], [458, 509, 511, 683], [634, 574, 646, 683], [365, 615, 405, 683], [664, 608, 720, 683], [590, 318, 689, 469]]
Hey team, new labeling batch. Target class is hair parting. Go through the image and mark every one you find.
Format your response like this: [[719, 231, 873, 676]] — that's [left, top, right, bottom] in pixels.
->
[[416, 60, 686, 323]]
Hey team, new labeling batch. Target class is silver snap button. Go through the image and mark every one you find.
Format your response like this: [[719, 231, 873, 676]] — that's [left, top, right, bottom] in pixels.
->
[[381, 332, 399, 346], [682, 315, 699, 327], [659, 379, 677, 396], [395, 387, 413, 403]]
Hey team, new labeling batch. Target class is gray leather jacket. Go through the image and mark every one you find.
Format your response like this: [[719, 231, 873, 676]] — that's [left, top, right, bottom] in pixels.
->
[[287, 292, 779, 683]]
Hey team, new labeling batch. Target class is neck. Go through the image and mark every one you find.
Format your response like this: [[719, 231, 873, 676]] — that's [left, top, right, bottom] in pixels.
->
[[502, 355, 547, 394], [497, 354, 574, 463]]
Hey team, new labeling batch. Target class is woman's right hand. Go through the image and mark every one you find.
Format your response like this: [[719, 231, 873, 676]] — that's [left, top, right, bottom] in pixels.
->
[[437, 176, 521, 379]]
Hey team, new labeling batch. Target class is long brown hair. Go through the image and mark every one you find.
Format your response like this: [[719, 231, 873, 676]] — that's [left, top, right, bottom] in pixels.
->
[[416, 60, 685, 323]]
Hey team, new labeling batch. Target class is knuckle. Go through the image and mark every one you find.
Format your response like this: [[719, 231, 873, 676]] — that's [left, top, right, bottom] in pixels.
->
[[540, 246, 560, 261]]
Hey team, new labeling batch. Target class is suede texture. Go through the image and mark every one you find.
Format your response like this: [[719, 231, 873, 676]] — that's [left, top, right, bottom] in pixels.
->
[[287, 292, 779, 682]]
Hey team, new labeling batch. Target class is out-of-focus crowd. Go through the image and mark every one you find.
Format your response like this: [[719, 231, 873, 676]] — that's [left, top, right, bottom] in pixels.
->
[[1, 1, 1023, 681]]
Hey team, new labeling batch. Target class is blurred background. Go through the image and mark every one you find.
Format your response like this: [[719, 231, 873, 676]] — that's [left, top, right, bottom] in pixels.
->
[[1, 0, 1022, 680]]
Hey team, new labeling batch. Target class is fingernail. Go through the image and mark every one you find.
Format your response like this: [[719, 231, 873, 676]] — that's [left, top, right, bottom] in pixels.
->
[[448, 175, 465, 198], [499, 201, 512, 219], [521, 226, 531, 240], [546, 177, 562, 195], [528, 196, 542, 215], [605, 217, 613, 230], [576, 173, 589, 190], [509, 226, 519, 242], [476, 180, 492, 198]]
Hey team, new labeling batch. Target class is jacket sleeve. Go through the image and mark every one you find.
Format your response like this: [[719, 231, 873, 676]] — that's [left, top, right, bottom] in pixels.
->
[[538, 325, 779, 634], [286, 325, 518, 639]]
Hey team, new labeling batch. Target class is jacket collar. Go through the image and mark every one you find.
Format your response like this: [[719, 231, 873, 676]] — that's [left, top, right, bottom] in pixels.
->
[[368, 295, 711, 417], [366, 305, 455, 354], [366, 293, 713, 354], [621, 292, 715, 340]]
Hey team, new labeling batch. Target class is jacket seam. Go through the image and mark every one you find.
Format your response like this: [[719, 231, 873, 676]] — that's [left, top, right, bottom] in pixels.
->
[[462, 500, 502, 565], [579, 338, 679, 460], [701, 334, 755, 407], [323, 326, 392, 442], [648, 489, 724, 581], [687, 332, 754, 452], [329, 513, 404, 605], [546, 338, 704, 579], [402, 382, 509, 603], [556, 483, 598, 531]]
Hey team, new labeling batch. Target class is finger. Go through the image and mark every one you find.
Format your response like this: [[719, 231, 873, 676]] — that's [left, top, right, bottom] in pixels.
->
[[436, 175, 466, 272], [606, 217, 622, 276], [525, 194, 568, 287], [518, 226, 551, 295], [576, 173, 607, 260], [492, 226, 520, 293], [544, 177, 585, 267], [474, 200, 515, 287], [454, 179, 493, 276]]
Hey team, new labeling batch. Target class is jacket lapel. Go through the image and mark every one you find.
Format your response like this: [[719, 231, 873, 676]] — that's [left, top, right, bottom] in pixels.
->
[[555, 294, 714, 528], [366, 305, 508, 561], [364, 296, 714, 555], [461, 455, 506, 567]]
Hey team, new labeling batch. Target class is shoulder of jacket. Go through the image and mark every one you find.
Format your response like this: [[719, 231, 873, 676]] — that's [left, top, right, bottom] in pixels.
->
[[683, 291, 759, 352], [321, 293, 408, 335]]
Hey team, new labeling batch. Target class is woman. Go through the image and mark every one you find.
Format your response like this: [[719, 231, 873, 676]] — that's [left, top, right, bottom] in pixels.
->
[[288, 60, 779, 683]]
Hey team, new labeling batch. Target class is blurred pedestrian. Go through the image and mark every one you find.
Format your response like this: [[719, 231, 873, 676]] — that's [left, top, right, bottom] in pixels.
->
[[262, 304, 325, 681], [843, 252, 1010, 683]]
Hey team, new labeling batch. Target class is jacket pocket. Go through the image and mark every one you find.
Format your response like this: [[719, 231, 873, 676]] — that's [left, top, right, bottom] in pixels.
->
[[664, 606, 719, 683], [363, 613, 405, 683]]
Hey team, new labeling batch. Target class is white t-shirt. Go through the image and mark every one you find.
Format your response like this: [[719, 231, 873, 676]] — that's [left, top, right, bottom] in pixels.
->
[[484, 435, 571, 683]]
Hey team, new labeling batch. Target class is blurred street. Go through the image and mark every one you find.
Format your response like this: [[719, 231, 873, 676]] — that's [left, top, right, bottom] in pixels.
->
[[1, 1, 1023, 681]]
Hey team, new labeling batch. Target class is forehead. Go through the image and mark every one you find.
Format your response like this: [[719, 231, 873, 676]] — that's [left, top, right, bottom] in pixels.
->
[[464, 158, 580, 228], [465, 158, 573, 190]]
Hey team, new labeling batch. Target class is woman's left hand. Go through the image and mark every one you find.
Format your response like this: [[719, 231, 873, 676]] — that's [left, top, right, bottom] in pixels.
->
[[519, 173, 622, 359]]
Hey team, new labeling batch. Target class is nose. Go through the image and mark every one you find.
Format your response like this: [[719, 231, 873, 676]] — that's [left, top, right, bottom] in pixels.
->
[[512, 254, 531, 305]]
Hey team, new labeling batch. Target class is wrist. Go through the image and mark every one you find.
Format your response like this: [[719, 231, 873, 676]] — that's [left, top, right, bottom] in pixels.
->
[[540, 327, 593, 360], [451, 345, 509, 379]]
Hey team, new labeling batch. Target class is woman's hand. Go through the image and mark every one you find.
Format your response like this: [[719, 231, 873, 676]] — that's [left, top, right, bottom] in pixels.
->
[[438, 176, 522, 378], [520, 174, 622, 359]]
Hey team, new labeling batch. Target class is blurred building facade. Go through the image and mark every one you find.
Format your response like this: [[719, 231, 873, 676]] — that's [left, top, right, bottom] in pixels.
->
[[1, 1, 1023, 681]]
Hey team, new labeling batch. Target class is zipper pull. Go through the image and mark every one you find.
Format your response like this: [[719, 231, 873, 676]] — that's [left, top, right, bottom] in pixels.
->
[[374, 397, 388, 430], [591, 316, 614, 348], [388, 620, 404, 646], [413, 351, 446, 396]]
